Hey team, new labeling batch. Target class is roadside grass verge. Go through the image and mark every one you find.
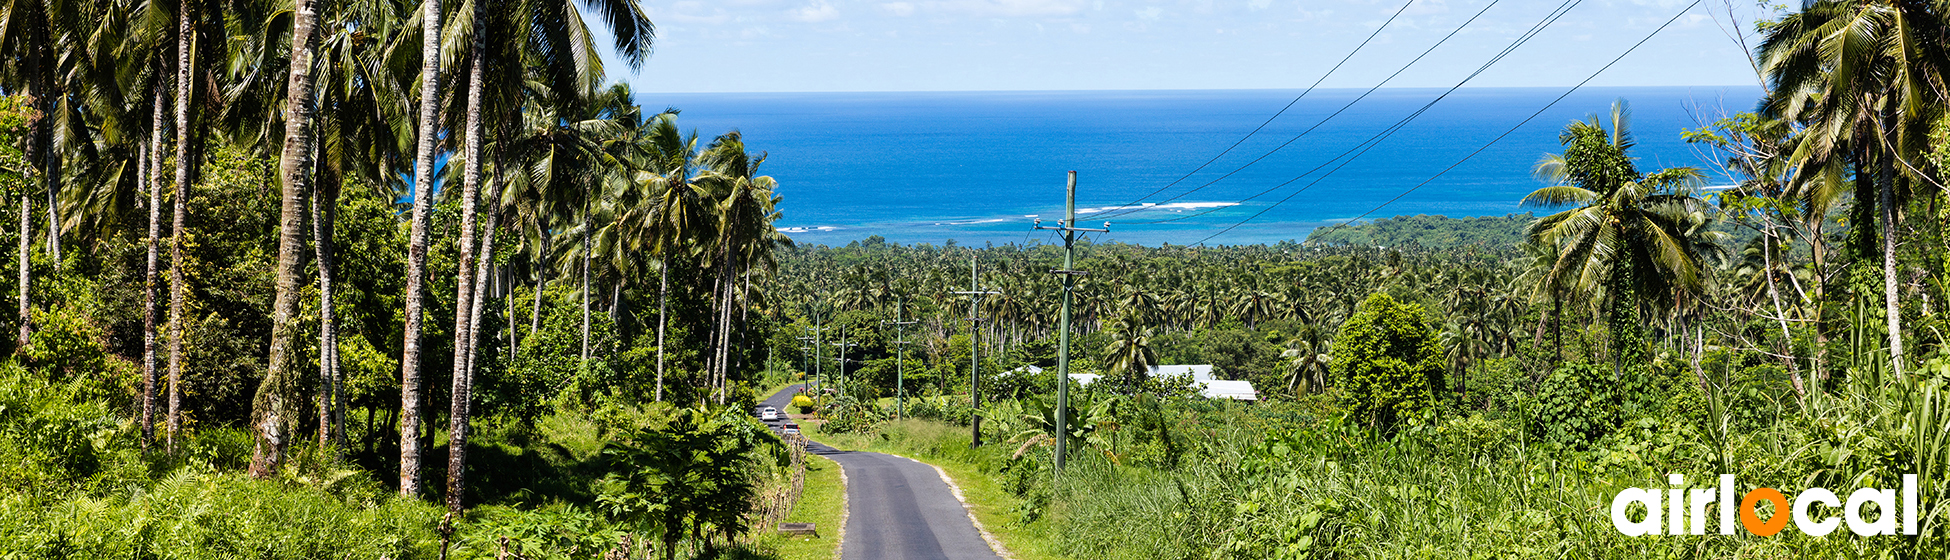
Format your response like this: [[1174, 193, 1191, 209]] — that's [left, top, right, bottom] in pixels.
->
[[810, 419, 1065, 560], [761, 453, 845, 560]]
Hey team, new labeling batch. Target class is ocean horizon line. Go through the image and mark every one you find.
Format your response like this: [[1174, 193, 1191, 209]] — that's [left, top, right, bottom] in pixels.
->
[[643, 84, 1764, 97]]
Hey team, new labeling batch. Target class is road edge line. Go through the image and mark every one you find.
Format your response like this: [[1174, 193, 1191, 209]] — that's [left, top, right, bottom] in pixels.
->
[[834, 457, 849, 560], [891, 452, 1017, 560]]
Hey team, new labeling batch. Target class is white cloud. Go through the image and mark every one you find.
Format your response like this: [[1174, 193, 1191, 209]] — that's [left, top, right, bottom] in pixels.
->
[[881, 1, 917, 15], [1246, 0, 1272, 11], [1404, 0, 1446, 16], [1136, 6, 1163, 20], [1071, 22, 1091, 33], [790, 1, 840, 21], [925, 0, 1088, 17]]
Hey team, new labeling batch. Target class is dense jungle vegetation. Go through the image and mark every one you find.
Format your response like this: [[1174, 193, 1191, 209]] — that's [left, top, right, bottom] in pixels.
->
[[1, 0, 1949, 558]]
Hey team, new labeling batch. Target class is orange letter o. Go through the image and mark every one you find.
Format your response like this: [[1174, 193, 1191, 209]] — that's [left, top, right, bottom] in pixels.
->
[[1740, 488, 1790, 536]]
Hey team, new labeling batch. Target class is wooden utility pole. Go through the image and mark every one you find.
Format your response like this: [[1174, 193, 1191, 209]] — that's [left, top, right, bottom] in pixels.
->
[[881, 295, 918, 420], [953, 256, 1001, 448], [1034, 171, 1106, 470]]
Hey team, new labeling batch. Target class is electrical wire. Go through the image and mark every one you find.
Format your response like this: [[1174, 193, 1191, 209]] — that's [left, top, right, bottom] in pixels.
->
[[1095, 0, 1517, 221], [1126, 0, 1583, 226], [1082, 0, 1419, 218], [1201, 0, 1706, 245]]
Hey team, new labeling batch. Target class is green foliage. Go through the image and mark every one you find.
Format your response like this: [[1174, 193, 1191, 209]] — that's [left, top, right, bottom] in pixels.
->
[[816, 394, 882, 435], [1527, 361, 1618, 449], [596, 407, 782, 560], [1304, 213, 1535, 248], [1331, 293, 1443, 432]]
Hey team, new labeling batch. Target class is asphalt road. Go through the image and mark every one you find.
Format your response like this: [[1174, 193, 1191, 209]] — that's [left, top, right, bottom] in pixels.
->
[[760, 385, 1002, 560]]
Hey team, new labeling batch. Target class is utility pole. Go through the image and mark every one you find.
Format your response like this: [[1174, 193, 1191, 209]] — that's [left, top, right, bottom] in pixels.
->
[[795, 334, 814, 387], [810, 306, 824, 393], [1034, 171, 1106, 471], [953, 255, 1001, 448], [831, 328, 857, 397], [881, 295, 918, 420]]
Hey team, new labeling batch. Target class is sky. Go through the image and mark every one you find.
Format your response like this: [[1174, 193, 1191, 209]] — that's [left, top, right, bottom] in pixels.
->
[[589, 0, 1777, 92]]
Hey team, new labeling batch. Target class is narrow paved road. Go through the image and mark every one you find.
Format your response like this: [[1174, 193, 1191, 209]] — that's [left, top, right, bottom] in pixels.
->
[[761, 385, 1002, 560]]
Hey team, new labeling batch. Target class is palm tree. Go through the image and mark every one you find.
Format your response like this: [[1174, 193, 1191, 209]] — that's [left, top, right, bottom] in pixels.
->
[[635, 111, 701, 402], [1103, 314, 1157, 394], [1758, 0, 1950, 377], [249, 0, 325, 478], [1522, 100, 1727, 377], [0, 0, 58, 349], [1280, 336, 1329, 397], [398, 0, 446, 499], [697, 131, 788, 403]]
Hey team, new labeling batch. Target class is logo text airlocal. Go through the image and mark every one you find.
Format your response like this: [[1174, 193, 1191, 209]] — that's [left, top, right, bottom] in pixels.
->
[[1610, 474, 1919, 537]]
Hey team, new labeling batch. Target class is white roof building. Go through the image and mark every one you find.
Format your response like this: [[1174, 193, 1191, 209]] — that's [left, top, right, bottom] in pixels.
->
[[1069, 365, 1256, 401]]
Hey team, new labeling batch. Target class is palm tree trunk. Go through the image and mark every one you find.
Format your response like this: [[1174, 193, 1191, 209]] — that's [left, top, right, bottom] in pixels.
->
[[16, 38, 42, 351], [581, 218, 591, 367], [655, 260, 667, 402], [1879, 142, 1904, 377], [141, 100, 161, 450], [528, 236, 547, 343], [312, 156, 342, 449], [167, 0, 196, 454], [445, 4, 489, 514], [250, 0, 321, 478], [466, 210, 499, 375], [399, 0, 445, 499], [15, 190, 28, 349]]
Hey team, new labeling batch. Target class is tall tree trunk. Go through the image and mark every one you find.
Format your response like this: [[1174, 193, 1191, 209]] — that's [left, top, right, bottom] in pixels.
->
[[252, 0, 321, 478], [1879, 138, 1904, 377], [313, 158, 342, 449], [1761, 227, 1805, 397], [655, 260, 667, 402], [581, 217, 591, 367], [141, 97, 162, 450], [400, 0, 444, 499], [167, 0, 196, 454], [17, 36, 43, 351], [445, 2, 488, 515], [466, 210, 500, 375], [716, 248, 736, 404], [528, 237, 547, 344]]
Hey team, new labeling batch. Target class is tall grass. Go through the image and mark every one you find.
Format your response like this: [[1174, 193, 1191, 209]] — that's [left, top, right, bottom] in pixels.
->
[[828, 368, 1948, 559]]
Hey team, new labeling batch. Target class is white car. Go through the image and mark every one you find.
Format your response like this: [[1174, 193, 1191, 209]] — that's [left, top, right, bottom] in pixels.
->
[[782, 423, 800, 435], [761, 407, 779, 421]]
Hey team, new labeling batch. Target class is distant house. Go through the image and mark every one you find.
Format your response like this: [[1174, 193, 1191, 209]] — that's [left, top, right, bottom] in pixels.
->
[[1068, 364, 1256, 401]]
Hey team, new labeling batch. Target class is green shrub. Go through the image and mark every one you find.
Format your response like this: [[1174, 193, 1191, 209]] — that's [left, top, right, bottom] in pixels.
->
[[1331, 293, 1443, 433]]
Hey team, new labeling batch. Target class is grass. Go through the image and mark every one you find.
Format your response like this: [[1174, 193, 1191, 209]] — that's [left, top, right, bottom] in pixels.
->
[[761, 453, 845, 560], [809, 420, 1067, 560]]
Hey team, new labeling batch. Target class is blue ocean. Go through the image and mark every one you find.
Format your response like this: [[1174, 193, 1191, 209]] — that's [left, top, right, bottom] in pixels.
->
[[645, 87, 1765, 247]]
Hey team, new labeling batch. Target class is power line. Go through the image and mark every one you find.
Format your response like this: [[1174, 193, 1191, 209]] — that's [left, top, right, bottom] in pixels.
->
[[1096, 0, 1518, 221], [1127, 0, 1584, 228], [1289, 0, 1706, 245], [1084, 0, 1420, 218]]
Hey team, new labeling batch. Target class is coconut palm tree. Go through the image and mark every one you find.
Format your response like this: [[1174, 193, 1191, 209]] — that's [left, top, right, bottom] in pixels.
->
[[247, 0, 326, 479], [1280, 335, 1329, 397], [1103, 314, 1157, 394], [639, 112, 703, 402], [1758, 0, 1950, 377], [398, 0, 447, 499], [697, 131, 788, 403], [1522, 100, 1728, 377]]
